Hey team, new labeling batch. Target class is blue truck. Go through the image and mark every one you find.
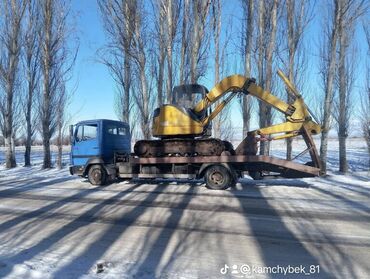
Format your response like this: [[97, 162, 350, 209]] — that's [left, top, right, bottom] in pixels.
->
[[69, 119, 131, 184], [69, 119, 321, 190]]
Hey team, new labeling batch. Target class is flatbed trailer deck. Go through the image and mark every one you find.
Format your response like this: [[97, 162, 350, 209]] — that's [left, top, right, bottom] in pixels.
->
[[125, 154, 320, 177]]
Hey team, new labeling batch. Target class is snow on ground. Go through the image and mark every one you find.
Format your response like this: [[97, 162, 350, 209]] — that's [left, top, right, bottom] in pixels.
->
[[0, 170, 369, 278], [269, 137, 369, 172], [0, 145, 70, 168]]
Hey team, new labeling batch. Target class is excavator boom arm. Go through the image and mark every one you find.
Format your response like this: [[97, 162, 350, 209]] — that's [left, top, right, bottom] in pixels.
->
[[192, 72, 320, 138]]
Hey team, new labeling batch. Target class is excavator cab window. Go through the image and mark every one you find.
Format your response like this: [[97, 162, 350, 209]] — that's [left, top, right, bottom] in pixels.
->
[[172, 84, 209, 108]]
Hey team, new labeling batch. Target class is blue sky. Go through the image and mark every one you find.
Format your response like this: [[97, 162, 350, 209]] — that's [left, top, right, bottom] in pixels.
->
[[69, 0, 116, 123], [68, 0, 368, 137]]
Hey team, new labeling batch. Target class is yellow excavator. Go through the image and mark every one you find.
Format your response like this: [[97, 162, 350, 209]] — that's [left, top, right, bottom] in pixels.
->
[[134, 71, 321, 158]]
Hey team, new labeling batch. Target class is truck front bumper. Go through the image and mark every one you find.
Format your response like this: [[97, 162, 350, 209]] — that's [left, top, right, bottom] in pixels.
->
[[69, 166, 84, 176]]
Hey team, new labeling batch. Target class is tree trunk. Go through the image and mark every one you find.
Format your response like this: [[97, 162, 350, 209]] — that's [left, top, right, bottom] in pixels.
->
[[166, 45, 173, 103], [42, 127, 51, 168], [157, 49, 165, 106], [338, 135, 348, 172], [41, 0, 52, 169], [337, 4, 350, 173], [212, 0, 221, 139], [286, 0, 295, 160], [56, 114, 62, 169], [242, 0, 253, 138], [166, 0, 174, 103], [190, 5, 200, 84], [5, 133, 16, 168], [5, 80, 17, 168], [157, 8, 166, 107], [139, 62, 150, 139], [24, 97, 32, 166], [259, 0, 278, 156], [180, 0, 189, 84], [123, 54, 131, 123], [189, 1, 210, 84], [1, 1, 25, 169], [23, 0, 39, 167], [320, 0, 341, 174]]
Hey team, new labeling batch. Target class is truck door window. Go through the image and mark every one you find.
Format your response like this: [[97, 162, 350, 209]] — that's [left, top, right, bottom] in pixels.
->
[[76, 124, 97, 142], [76, 126, 83, 142], [83, 125, 97, 140]]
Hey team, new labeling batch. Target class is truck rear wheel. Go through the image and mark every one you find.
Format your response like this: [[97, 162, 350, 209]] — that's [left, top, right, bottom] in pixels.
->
[[205, 165, 235, 190], [88, 165, 107, 186]]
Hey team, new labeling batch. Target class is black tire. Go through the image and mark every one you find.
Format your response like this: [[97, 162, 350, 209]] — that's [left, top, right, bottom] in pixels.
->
[[88, 165, 107, 186], [205, 165, 235, 190]]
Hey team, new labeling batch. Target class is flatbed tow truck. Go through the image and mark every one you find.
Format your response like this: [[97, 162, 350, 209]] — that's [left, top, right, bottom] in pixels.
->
[[70, 72, 322, 190]]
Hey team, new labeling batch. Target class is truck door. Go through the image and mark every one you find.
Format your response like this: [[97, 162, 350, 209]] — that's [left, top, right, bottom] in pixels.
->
[[71, 123, 100, 166]]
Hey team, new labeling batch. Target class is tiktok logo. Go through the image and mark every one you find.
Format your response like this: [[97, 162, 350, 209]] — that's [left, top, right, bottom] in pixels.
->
[[220, 264, 229, 274]]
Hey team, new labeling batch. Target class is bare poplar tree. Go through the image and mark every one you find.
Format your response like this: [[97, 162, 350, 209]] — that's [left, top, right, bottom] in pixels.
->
[[159, 0, 180, 103], [210, 2, 233, 141], [39, 0, 77, 168], [212, 0, 221, 138], [190, 0, 211, 83], [23, 0, 40, 166], [97, 0, 135, 124], [362, 83, 370, 168], [361, 21, 370, 166], [153, 0, 167, 106], [360, 71, 370, 168], [129, 0, 153, 139], [179, 0, 189, 84], [256, 0, 265, 98], [55, 78, 75, 169], [240, 0, 253, 138], [256, 0, 278, 156], [335, 0, 366, 173], [320, 0, 366, 173], [336, 21, 351, 173], [0, 0, 27, 168], [55, 82, 66, 169], [284, 0, 311, 160], [334, 29, 355, 173], [319, 0, 342, 173]]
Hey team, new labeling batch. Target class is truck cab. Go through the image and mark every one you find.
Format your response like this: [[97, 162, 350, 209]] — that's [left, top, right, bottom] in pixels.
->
[[70, 119, 131, 184]]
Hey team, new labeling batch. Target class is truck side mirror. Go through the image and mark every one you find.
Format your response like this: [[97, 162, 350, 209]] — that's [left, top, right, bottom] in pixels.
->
[[69, 125, 74, 145]]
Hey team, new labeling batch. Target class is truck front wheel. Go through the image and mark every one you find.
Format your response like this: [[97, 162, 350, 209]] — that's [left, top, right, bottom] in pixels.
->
[[205, 165, 235, 190], [88, 165, 107, 186]]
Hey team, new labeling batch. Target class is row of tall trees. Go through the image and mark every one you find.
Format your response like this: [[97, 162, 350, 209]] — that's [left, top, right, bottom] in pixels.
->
[[319, 0, 367, 173], [2, 0, 366, 172], [98, 0, 215, 139], [0, 0, 77, 169], [98, 0, 369, 174], [362, 21, 370, 166]]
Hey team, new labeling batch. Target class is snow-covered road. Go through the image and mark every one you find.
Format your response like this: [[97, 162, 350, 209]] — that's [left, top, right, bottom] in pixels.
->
[[0, 167, 369, 279]]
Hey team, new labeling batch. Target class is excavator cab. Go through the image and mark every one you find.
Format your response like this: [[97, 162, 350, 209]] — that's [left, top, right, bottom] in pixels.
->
[[152, 83, 212, 138], [172, 84, 212, 136], [172, 84, 207, 107]]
